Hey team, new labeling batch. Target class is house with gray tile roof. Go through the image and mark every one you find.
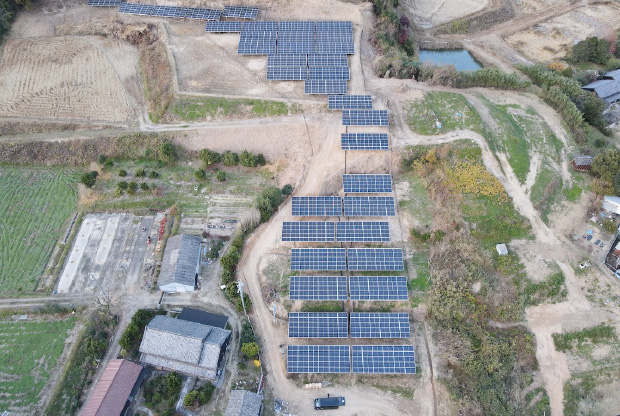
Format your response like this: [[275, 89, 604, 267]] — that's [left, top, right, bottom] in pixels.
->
[[582, 70, 620, 105], [158, 234, 202, 293], [225, 390, 263, 416], [139, 315, 231, 379]]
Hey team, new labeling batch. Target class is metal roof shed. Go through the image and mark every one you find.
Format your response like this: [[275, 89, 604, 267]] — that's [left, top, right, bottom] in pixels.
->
[[158, 234, 202, 293]]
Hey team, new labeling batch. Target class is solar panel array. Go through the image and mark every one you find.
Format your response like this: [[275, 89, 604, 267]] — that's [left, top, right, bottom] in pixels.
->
[[222, 5, 258, 19], [351, 345, 415, 374], [290, 248, 346, 271], [279, 21, 316, 31], [349, 276, 408, 301], [267, 54, 308, 66], [343, 196, 396, 216], [347, 248, 404, 271], [282, 221, 335, 242], [328, 95, 372, 110], [288, 312, 348, 338], [243, 21, 279, 31], [206, 21, 244, 33], [238, 37, 276, 54], [316, 21, 352, 32], [305, 80, 347, 94], [336, 221, 390, 242], [350, 313, 410, 338], [289, 276, 348, 301], [292, 196, 342, 216], [309, 66, 350, 80], [88, 0, 122, 6], [343, 109, 389, 126], [287, 345, 351, 373], [343, 174, 392, 193], [118, 3, 221, 19], [267, 66, 308, 80], [341, 133, 389, 150], [308, 54, 348, 67]]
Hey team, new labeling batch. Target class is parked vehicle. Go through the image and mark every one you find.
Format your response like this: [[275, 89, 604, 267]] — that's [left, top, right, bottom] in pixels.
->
[[314, 395, 345, 410]]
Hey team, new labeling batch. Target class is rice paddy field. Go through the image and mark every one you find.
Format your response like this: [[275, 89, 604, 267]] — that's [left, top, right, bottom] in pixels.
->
[[0, 317, 76, 413], [0, 168, 78, 295]]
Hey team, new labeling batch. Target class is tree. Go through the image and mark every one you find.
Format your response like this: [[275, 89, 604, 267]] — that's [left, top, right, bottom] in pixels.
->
[[197, 383, 214, 405], [222, 151, 239, 166], [128, 181, 138, 195], [571, 37, 611, 64], [194, 168, 207, 181], [158, 142, 177, 163], [591, 149, 620, 183], [97, 154, 107, 165], [220, 247, 240, 271], [255, 153, 266, 166], [257, 196, 273, 223], [576, 92, 608, 132], [282, 184, 293, 195], [199, 149, 220, 166], [80, 171, 98, 188], [262, 186, 284, 208], [135, 168, 146, 178], [240, 150, 257, 167], [240, 321, 255, 344], [184, 390, 198, 407], [241, 341, 260, 358], [119, 169, 127, 177], [166, 372, 182, 394], [216, 170, 227, 181], [118, 181, 128, 190]]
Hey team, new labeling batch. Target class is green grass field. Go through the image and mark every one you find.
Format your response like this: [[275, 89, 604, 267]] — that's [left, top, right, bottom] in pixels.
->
[[406, 92, 485, 135], [0, 317, 76, 413], [0, 168, 77, 294], [168, 96, 294, 121]]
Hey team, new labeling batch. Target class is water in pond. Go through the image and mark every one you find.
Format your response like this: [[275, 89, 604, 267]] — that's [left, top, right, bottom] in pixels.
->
[[419, 49, 482, 71]]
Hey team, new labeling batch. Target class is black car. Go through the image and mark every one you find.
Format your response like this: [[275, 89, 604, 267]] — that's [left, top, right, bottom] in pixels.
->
[[314, 396, 345, 410]]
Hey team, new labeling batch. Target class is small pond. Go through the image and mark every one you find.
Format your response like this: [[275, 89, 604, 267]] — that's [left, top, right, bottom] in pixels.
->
[[418, 49, 482, 71]]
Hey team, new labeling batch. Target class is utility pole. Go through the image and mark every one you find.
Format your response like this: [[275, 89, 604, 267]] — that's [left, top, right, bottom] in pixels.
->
[[237, 280, 247, 316], [89, 273, 111, 310], [271, 303, 277, 325]]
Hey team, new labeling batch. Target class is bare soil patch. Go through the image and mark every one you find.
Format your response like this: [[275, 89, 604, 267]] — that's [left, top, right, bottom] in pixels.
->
[[0, 37, 134, 122], [403, 0, 489, 27]]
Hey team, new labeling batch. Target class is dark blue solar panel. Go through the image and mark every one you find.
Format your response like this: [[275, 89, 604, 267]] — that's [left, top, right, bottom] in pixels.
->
[[238, 38, 276, 54], [287, 345, 351, 373], [119, 3, 153, 15], [342, 110, 389, 126], [328, 95, 372, 110], [240, 31, 277, 40], [351, 345, 415, 374], [316, 21, 352, 32], [347, 248, 404, 271], [206, 21, 244, 32], [349, 276, 408, 301], [88, 0, 122, 6], [243, 21, 279, 32], [341, 133, 389, 150], [222, 5, 258, 19], [267, 54, 307, 66], [305, 80, 347, 94], [277, 41, 315, 54], [282, 221, 335, 242], [315, 42, 354, 55], [308, 66, 350, 80], [291, 248, 346, 271], [316, 33, 353, 43], [343, 174, 392, 193], [343, 196, 395, 216], [288, 312, 348, 338], [185, 7, 222, 20], [279, 21, 316, 32], [278, 31, 315, 42], [289, 276, 348, 300], [350, 313, 410, 338], [308, 54, 348, 67], [267, 67, 308, 80], [292, 196, 342, 216], [336, 221, 390, 242]]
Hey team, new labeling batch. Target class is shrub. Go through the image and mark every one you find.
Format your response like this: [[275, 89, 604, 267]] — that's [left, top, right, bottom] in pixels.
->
[[222, 151, 239, 166], [80, 171, 98, 188], [158, 142, 177, 163], [216, 170, 226, 181], [199, 148, 220, 166], [184, 390, 198, 407], [114, 187, 123, 197], [241, 341, 260, 358], [208, 240, 224, 259], [257, 186, 284, 223], [118, 181, 128, 190], [140, 182, 150, 191], [605, 58, 620, 71], [97, 154, 107, 165], [197, 383, 214, 405], [240, 150, 257, 167], [149, 170, 159, 179], [255, 153, 266, 166], [282, 184, 293, 195], [119, 169, 127, 177], [136, 168, 146, 178], [128, 181, 138, 195], [570, 37, 611, 64], [602, 219, 618, 234], [240, 321, 255, 344], [194, 169, 207, 181]]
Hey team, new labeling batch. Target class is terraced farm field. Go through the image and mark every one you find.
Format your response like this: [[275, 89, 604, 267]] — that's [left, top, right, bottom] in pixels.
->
[[0, 317, 76, 413], [0, 168, 77, 294]]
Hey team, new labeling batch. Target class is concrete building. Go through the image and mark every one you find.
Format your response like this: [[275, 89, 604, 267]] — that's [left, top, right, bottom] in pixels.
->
[[158, 234, 202, 293], [80, 359, 143, 416], [139, 315, 231, 379], [224, 390, 263, 416], [603, 196, 620, 215]]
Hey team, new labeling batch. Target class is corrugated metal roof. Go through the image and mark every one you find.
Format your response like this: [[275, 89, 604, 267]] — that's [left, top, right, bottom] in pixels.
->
[[147, 315, 212, 340], [582, 79, 620, 102], [158, 234, 201, 288], [573, 155, 593, 166], [225, 390, 263, 416], [79, 359, 142, 416], [606, 69, 620, 81]]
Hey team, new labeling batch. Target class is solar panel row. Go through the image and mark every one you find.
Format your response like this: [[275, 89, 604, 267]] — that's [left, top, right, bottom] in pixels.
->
[[242, 21, 279, 32], [343, 174, 392, 193], [308, 66, 350, 80], [308, 54, 348, 67], [289, 276, 348, 301], [292, 196, 395, 216], [290, 248, 403, 271], [342, 109, 389, 126], [350, 313, 410, 338], [288, 312, 348, 338], [267, 54, 308, 66], [282, 221, 389, 242], [328, 95, 372, 110], [341, 133, 389, 150], [305, 80, 347, 95], [222, 5, 258, 19], [118, 3, 221, 19], [266, 66, 308, 80], [290, 276, 407, 301], [88, 0, 122, 6], [287, 345, 415, 374], [238, 38, 276, 55]]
